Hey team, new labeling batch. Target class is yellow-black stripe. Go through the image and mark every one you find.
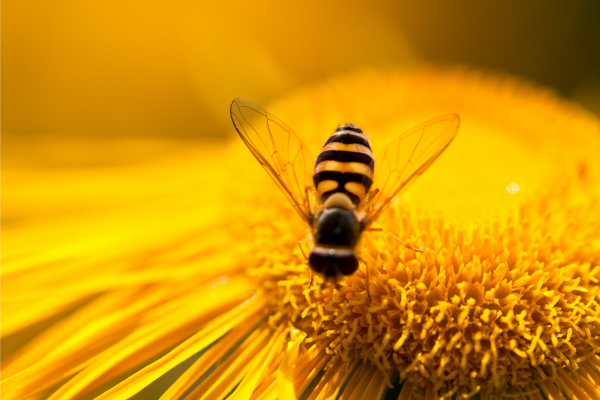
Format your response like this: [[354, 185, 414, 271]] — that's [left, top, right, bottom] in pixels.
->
[[314, 123, 374, 206], [335, 125, 363, 134], [315, 151, 375, 170], [324, 134, 371, 149]]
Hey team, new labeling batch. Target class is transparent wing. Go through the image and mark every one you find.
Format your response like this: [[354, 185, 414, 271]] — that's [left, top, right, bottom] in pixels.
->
[[230, 98, 318, 223], [365, 114, 460, 226]]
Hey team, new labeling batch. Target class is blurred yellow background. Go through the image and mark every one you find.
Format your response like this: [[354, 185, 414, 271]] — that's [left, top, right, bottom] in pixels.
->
[[3, 0, 600, 167]]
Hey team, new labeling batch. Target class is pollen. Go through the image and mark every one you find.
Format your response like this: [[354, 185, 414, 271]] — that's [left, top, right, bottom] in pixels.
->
[[506, 183, 520, 194]]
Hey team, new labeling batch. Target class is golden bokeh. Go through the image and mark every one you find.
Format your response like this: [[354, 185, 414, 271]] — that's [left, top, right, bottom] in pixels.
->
[[3, 0, 415, 143], [4, 1, 600, 159]]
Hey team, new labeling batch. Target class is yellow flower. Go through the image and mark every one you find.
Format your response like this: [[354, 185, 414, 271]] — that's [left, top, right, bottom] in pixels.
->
[[3, 67, 600, 400]]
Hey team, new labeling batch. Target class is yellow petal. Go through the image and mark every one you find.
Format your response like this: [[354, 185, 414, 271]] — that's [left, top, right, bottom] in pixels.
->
[[229, 325, 287, 400], [185, 324, 272, 400], [276, 329, 307, 400], [159, 314, 265, 400], [338, 364, 378, 400], [49, 288, 262, 400]]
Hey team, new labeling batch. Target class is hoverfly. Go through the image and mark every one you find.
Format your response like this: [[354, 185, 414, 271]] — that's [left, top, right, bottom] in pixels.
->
[[230, 99, 459, 298]]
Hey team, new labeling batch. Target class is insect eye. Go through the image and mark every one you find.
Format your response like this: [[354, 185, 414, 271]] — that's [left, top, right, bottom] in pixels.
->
[[308, 250, 358, 277], [308, 252, 328, 274], [338, 253, 359, 276]]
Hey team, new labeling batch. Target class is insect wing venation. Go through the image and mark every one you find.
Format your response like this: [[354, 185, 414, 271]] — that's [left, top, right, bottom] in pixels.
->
[[230, 99, 318, 222], [366, 114, 460, 226]]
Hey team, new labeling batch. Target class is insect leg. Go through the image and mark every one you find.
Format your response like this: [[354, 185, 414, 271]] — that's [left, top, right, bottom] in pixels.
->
[[358, 188, 379, 211], [298, 239, 315, 288], [364, 227, 424, 253], [298, 240, 310, 264], [304, 187, 311, 217], [358, 257, 372, 304]]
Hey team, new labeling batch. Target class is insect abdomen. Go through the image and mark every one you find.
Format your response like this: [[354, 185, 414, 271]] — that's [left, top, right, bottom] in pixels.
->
[[313, 124, 374, 206]]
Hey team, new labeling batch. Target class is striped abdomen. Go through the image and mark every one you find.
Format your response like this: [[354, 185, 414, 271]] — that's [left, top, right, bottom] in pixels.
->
[[313, 123, 374, 206]]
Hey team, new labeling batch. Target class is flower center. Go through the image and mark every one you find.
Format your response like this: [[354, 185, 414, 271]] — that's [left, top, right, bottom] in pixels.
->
[[244, 193, 600, 397]]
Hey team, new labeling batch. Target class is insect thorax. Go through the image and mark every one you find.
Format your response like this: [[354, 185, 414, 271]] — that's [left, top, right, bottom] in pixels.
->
[[313, 207, 361, 249]]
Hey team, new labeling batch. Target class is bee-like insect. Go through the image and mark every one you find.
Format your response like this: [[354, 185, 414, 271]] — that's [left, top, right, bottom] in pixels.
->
[[231, 99, 459, 296]]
